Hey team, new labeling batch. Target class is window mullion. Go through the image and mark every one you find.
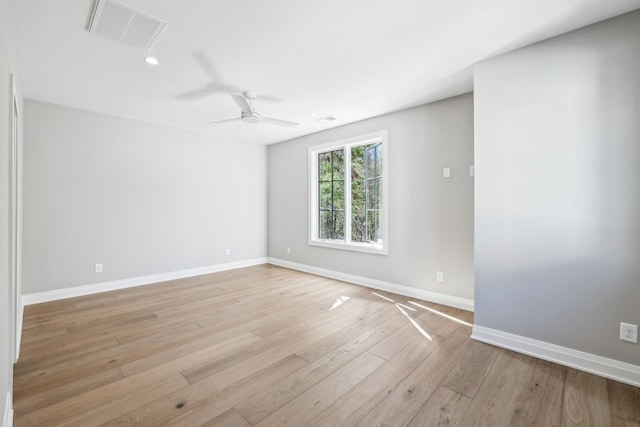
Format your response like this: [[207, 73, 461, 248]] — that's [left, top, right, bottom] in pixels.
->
[[317, 154, 322, 239], [330, 151, 335, 239], [344, 146, 352, 243]]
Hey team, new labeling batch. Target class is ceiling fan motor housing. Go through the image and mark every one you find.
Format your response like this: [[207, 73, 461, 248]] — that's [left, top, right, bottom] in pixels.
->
[[241, 111, 261, 124]]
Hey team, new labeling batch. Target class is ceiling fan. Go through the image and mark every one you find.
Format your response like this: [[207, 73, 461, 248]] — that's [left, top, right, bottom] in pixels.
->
[[209, 91, 299, 128]]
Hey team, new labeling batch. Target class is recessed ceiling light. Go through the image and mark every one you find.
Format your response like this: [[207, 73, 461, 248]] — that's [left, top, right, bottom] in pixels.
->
[[309, 112, 317, 118], [144, 56, 159, 66]]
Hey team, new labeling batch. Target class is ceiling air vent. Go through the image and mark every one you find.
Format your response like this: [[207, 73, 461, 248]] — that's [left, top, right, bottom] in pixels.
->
[[88, 0, 166, 51]]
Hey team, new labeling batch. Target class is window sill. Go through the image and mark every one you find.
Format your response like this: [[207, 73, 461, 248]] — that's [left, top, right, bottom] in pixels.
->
[[308, 239, 388, 255]]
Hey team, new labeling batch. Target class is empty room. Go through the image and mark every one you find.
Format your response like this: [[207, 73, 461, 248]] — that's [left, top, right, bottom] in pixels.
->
[[2, 0, 640, 426]]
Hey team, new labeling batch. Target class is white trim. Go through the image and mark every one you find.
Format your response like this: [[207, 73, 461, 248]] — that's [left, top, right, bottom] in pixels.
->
[[472, 325, 640, 387], [3, 392, 12, 427], [15, 299, 23, 361], [308, 130, 389, 255], [307, 239, 386, 255], [268, 257, 474, 312], [23, 258, 268, 305], [9, 74, 22, 363]]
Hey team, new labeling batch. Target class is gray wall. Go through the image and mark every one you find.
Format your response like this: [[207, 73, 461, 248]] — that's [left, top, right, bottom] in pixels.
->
[[269, 94, 474, 300], [23, 100, 267, 294], [475, 10, 640, 365], [1, 0, 18, 419]]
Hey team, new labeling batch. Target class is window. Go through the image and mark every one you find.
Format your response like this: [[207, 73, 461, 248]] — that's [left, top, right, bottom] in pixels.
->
[[309, 131, 388, 254]]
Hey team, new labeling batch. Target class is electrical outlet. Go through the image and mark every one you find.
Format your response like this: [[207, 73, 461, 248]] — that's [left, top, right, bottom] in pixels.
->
[[620, 322, 638, 343], [443, 168, 451, 178], [470, 165, 475, 176], [95, 263, 103, 273], [436, 271, 444, 282], [225, 248, 231, 256], [286, 247, 291, 254]]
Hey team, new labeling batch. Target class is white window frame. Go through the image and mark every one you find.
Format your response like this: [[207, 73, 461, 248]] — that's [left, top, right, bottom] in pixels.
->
[[308, 130, 388, 255]]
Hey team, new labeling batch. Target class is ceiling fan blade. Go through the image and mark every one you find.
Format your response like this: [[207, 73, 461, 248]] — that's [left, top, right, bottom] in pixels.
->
[[230, 94, 252, 113], [261, 117, 299, 128], [176, 89, 214, 101], [207, 82, 241, 93], [208, 118, 242, 125], [192, 51, 223, 83], [177, 83, 241, 101], [256, 94, 285, 103]]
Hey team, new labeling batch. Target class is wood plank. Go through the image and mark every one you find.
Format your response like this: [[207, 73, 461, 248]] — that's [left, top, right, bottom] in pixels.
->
[[89, 322, 338, 425], [368, 321, 421, 360], [456, 349, 533, 427], [368, 306, 463, 361], [235, 312, 408, 425], [157, 321, 340, 417], [120, 331, 262, 377], [406, 386, 472, 427], [200, 409, 252, 427], [27, 309, 158, 335], [355, 325, 472, 427], [13, 368, 123, 416], [16, 372, 189, 427], [180, 323, 324, 384], [509, 357, 565, 427], [108, 354, 307, 426], [561, 369, 612, 427], [118, 308, 265, 344], [16, 335, 120, 371], [441, 338, 498, 398], [14, 325, 259, 396], [294, 303, 399, 363], [307, 334, 442, 427], [328, 298, 392, 329], [607, 379, 640, 426], [251, 295, 364, 338], [254, 351, 385, 427], [19, 328, 67, 345], [167, 355, 308, 426]]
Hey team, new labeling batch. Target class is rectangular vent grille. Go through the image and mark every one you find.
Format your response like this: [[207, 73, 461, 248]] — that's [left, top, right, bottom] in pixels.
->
[[88, 0, 166, 51]]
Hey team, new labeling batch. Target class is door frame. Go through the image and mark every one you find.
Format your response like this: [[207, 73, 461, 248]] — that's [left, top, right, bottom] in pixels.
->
[[9, 73, 22, 362]]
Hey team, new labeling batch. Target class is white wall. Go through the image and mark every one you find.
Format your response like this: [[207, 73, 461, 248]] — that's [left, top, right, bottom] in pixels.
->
[[23, 100, 267, 294], [268, 94, 474, 302], [0, 0, 19, 422], [475, 10, 640, 365]]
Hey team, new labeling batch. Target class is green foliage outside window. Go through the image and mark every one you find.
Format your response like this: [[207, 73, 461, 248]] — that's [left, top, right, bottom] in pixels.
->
[[352, 143, 382, 243], [318, 143, 382, 243], [318, 149, 344, 240]]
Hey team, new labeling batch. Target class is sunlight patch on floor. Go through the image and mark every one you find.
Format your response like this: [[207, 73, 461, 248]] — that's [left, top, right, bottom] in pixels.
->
[[371, 292, 395, 302], [408, 301, 473, 327], [396, 303, 416, 312], [328, 296, 351, 311], [396, 304, 433, 341]]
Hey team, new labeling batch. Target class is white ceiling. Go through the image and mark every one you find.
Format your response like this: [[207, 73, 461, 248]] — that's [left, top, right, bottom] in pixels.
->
[[17, 0, 640, 145]]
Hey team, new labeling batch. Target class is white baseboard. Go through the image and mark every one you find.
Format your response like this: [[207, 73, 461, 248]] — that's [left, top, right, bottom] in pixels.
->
[[22, 258, 269, 305], [3, 392, 12, 427], [472, 325, 640, 387], [268, 257, 474, 312]]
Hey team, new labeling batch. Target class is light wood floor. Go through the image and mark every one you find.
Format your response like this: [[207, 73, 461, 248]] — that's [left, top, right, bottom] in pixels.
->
[[14, 264, 640, 426]]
